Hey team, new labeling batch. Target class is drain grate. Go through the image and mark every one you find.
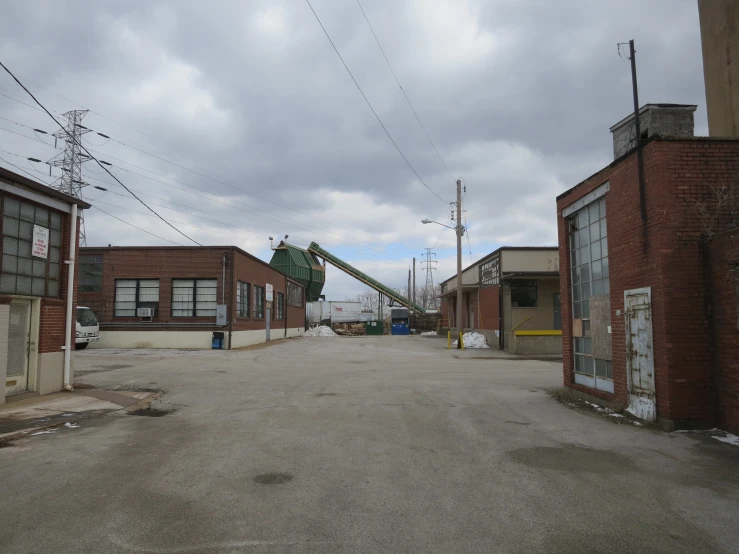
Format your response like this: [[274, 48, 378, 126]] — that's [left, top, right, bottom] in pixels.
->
[[253, 473, 293, 484]]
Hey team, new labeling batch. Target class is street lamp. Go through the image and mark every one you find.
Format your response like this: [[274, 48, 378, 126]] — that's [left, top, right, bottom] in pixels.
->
[[421, 179, 464, 348]]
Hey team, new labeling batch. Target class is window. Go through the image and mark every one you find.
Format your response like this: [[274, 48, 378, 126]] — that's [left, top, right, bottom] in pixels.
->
[[78, 255, 103, 292], [1, 196, 63, 297], [480, 255, 500, 287], [568, 197, 611, 385], [510, 280, 537, 307], [172, 279, 218, 317], [286, 280, 303, 308], [569, 196, 609, 320], [115, 279, 159, 317], [236, 281, 250, 318], [276, 292, 285, 320], [254, 285, 264, 318]]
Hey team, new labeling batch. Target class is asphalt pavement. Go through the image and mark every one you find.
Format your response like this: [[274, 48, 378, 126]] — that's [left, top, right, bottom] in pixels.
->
[[1, 336, 737, 553]]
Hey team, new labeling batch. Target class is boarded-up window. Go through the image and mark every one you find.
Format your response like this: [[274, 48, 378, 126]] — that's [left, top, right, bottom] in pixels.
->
[[287, 281, 303, 308]]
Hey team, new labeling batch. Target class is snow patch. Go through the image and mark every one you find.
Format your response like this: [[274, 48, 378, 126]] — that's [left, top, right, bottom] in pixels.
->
[[608, 413, 624, 418], [711, 433, 739, 446], [64, 422, 79, 429], [453, 332, 490, 349], [304, 325, 337, 337], [421, 331, 437, 336], [30, 429, 58, 436]]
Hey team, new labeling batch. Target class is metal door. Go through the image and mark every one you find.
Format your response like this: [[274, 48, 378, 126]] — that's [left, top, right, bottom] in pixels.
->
[[265, 308, 271, 341], [553, 293, 562, 330], [624, 288, 655, 422], [6, 299, 32, 395]]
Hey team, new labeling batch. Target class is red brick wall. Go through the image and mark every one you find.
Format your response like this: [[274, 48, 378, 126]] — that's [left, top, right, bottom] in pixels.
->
[[708, 229, 739, 433], [557, 138, 739, 424], [231, 249, 305, 335], [40, 209, 79, 354], [78, 246, 305, 338], [479, 285, 500, 331]]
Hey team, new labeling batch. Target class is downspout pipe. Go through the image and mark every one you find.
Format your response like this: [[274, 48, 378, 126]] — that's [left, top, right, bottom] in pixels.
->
[[63, 203, 78, 391]]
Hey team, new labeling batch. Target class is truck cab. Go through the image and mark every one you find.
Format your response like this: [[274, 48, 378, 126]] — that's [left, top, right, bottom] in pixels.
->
[[76, 306, 99, 350]]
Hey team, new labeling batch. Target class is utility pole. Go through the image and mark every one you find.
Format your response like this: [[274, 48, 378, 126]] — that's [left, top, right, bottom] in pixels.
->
[[48, 109, 92, 245], [455, 179, 463, 348], [412, 257, 416, 309], [627, 40, 647, 222], [407, 267, 411, 309]]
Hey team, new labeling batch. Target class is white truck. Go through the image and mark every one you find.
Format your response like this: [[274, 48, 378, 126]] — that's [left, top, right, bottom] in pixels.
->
[[76, 306, 100, 350]]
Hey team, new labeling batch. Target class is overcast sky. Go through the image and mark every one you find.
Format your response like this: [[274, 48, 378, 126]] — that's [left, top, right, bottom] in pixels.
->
[[0, 0, 707, 300]]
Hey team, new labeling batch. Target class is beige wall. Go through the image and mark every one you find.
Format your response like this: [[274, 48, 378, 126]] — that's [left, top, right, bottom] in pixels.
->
[[37, 352, 64, 395], [501, 250, 559, 273], [502, 277, 560, 351], [93, 330, 217, 349], [699, 0, 739, 137]]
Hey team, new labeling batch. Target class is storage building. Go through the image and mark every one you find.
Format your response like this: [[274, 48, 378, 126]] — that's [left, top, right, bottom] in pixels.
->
[[77, 246, 305, 349]]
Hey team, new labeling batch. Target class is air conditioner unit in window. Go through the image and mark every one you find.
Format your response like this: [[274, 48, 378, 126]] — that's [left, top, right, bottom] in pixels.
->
[[137, 307, 154, 318]]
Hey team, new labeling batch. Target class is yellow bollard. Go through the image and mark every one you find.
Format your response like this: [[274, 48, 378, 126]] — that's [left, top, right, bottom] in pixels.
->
[[459, 331, 464, 350], [447, 330, 451, 349]]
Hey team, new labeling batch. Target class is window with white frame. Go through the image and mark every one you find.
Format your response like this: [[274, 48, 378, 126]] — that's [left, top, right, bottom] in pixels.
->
[[172, 279, 218, 317], [115, 279, 159, 317], [568, 196, 612, 383], [236, 281, 250, 318]]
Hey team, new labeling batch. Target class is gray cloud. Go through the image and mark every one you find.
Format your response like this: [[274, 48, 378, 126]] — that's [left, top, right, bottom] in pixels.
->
[[0, 0, 706, 299]]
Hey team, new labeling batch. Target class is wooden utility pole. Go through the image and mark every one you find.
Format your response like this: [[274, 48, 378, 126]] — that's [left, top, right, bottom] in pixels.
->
[[412, 257, 416, 308], [455, 179, 463, 348]]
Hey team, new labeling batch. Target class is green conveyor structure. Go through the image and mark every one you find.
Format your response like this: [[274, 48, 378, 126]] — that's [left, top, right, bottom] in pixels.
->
[[268, 241, 326, 301], [307, 242, 426, 313]]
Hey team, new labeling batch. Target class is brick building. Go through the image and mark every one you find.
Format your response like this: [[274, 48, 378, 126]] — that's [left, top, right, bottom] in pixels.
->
[[439, 247, 561, 354], [0, 168, 88, 403], [77, 246, 305, 349], [556, 104, 739, 432]]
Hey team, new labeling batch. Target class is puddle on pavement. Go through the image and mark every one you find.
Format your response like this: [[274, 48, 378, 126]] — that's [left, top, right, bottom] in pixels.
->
[[314, 393, 338, 397], [128, 408, 171, 417], [507, 444, 636, 474], [253, 473, 293, 484]]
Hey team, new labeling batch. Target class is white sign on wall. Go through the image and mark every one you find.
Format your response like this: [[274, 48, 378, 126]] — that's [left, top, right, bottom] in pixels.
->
[[32, 225, 49, 259], [266, 283, 274, 301]]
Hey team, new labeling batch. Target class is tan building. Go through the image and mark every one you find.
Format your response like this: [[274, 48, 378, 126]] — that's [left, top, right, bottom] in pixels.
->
[[439, 247, 560, 355], [698, 0, 739, 137]]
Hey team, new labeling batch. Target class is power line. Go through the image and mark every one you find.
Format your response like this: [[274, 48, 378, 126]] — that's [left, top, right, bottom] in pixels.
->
[[0, 60, 202, 246], [0, 155, 53, 186], [89, 206, 185, 246], [355, 0, 456, 183], [0, 139, 415, 261], [304, 0, 447, 204], [2, 77, 431, 251]]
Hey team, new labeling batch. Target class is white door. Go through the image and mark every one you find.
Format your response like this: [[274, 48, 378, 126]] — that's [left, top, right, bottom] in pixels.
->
[[6, 299, 32, 395], [624, 288, 655, 422]]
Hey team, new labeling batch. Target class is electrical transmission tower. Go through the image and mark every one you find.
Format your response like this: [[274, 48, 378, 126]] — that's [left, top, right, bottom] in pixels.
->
[[48, 109, 92, 245], [420, 247, 437, 309]]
